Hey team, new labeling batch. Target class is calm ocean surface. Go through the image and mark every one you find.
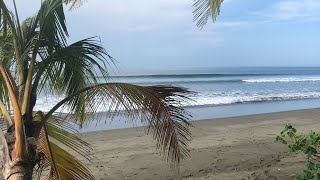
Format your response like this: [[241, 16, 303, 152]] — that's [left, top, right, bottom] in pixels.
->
[[34, 67, 320, 131]]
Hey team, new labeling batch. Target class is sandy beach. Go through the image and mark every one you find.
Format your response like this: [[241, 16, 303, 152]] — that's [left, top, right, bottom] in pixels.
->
[[81, 108, 320, 180]]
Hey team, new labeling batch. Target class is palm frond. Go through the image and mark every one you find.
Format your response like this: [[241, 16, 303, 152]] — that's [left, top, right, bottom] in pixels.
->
[[0, 100, 12, 127], [37, 123, 61, 180], [37, 116, 93, 180], [32, 37, 113, 118], [0, 0, 26, 86], [37, 0, 69, 47], [0, 22, 15, 68], [48, 142, 94, 180], [42, 83, 193, 166], [19, 15, 41, 63], [0, 24, 13, 111], [21, 0, 71, 113], [0, 0, 18, 46], [193, 0, 223, 29], [64, 0, 87, 11], [46, 115, 92, 160], [36, 37, 111, 93]]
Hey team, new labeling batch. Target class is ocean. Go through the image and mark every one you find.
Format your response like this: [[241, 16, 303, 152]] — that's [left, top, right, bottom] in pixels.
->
[[34, 67, 320, 131]]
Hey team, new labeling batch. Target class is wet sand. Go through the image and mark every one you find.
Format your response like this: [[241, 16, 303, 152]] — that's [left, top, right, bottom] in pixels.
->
[[82, 108, 320, 179]]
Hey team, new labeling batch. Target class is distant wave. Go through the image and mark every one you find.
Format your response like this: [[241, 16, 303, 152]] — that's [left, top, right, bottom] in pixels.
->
[[110, 73, 284, 79], [135, 79, 242, 85], [243, 77, 320, 83], [190, 92, 320, 106], [113, 77, 320, 85]]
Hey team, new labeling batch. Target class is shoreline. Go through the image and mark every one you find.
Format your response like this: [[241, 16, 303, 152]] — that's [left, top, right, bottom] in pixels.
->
[[80, 98, 320, 132], [81, 108, 320, 179], [83, 107, 320, 134]]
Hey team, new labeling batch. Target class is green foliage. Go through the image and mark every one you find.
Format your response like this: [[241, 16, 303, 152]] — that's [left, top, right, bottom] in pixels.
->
[[276, 124, 320, 179]]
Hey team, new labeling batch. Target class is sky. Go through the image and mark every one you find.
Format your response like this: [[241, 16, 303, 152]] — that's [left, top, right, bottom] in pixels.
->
[[7, 0, 320, 73]]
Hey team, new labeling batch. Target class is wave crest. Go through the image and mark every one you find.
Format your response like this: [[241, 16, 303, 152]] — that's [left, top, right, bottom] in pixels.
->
[[243, 77, 320, 83], [189, 92, 320, 106]]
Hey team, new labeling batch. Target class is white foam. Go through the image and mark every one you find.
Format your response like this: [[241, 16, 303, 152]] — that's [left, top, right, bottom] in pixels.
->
[[243, 77, 320, 83], [33, 91, 320, 113], [187, 92, 320, 106]]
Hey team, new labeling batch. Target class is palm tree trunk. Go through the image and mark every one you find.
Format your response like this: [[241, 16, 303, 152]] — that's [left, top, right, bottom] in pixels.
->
[[3, 160, 33, 180], [1, 126, 37, 180]]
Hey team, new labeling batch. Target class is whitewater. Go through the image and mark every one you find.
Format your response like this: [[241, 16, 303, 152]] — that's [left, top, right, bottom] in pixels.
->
[[33, 67, 320, 113]]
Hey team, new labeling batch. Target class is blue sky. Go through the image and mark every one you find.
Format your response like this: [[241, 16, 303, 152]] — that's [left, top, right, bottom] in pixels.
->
[[10, 0, 320, 72]]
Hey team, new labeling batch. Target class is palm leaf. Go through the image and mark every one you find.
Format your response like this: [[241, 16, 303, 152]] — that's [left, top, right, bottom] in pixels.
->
[[21, 0, 72, 113], [37, 123, 61, 180], [0, 26, 13, 120], [35, 37, 111, 94], [32, 37, 113, 120], [46, 115, 92, 160], [37, 0, 69, 47], [0, 0, 23, 85], [48, 142, 93, 180], [0, 100, 12, 127], [193, 0, 224, 29], [64, 0, 87, 11], [42, 83, 193, 166], [36, 115, 93, 180]]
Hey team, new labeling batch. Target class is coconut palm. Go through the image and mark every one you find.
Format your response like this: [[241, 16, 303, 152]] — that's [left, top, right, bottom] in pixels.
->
[[0, 0, 192, 179]]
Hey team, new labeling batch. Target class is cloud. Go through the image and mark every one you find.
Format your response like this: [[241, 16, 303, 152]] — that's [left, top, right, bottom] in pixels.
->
[[75, 0, 191, 32], [257, 0, 320, 22], [212, 21, 249, 28]]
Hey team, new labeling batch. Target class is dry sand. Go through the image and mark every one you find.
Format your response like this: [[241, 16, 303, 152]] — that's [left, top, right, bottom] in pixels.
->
[[81, 108, 320, 180]]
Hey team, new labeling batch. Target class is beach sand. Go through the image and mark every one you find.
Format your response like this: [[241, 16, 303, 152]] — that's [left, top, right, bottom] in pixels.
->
[[81, 108, 320, 180]]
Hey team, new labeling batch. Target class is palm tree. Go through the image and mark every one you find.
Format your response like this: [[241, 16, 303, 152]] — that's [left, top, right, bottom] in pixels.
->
[[0, 0, 192, 179]]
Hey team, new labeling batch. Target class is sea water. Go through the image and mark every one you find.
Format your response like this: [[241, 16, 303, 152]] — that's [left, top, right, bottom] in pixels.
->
[[33, 67, 320, 131]]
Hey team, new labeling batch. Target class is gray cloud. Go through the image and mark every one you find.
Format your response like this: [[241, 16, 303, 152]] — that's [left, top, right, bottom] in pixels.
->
[[257, 0, 320, 22]]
